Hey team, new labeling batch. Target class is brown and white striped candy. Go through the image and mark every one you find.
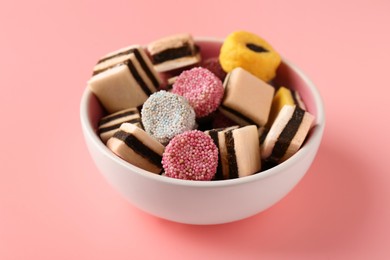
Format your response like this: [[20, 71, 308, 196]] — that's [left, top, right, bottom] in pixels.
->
[[147, 34, 200, 72], [261, 105, 315, 163], [107, 123, 165, 174], [205, 126, 239, 180], [88, 46, 162, 113], [206, 125, 261, 180]]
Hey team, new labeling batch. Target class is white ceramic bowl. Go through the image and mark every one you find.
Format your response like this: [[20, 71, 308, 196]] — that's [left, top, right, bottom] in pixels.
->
[[80, 38, 325, 225]]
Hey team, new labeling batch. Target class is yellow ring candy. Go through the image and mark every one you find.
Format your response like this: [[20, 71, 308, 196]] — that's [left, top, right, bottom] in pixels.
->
[[219, 31, 281, 82]]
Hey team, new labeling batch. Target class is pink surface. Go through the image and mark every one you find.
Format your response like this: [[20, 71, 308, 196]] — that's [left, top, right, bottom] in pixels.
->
[[1, 0, 389, 259]]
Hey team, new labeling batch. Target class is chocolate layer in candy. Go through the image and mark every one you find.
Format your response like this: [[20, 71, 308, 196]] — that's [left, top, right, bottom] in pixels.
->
[[207, 125, 260, 179], [107, 123, 165, 174], [219, 67, 275, 127], [88, 50, 161, 113], [98, 107, 143, 144], [225, 130, 239, 179], [262, 105, 315, 163], [205, 129, 222, 179], [147, 34, 200, 72]]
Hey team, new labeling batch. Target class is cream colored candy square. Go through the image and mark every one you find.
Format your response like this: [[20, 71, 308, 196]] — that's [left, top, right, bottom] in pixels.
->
[[88, 64, 148, 113], [215, 125, 261, 179], [219, 67, 275, 127]]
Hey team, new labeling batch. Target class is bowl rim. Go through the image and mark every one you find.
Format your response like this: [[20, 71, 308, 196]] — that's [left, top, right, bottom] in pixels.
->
[[80, 37, 325, 188]]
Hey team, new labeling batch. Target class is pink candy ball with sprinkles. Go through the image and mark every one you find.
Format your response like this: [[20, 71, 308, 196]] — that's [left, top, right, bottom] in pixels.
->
[[172, 67, 224, 118], [162, 130, 218, 181]]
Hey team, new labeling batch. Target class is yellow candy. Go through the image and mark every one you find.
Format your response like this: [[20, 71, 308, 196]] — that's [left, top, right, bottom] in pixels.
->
[[266, 86, 295, 128], [219, 31, 281, 82]]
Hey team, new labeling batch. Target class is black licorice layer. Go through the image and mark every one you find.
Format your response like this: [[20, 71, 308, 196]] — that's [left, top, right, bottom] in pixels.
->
[[151, 44, 194, 64], [269, 107, 305, 162], [113, 130, 162, 167], [126, 60, 153, 96], [207, 129, 223, 180], [225, 130, 239, 179], [133, 49, 160, 89]]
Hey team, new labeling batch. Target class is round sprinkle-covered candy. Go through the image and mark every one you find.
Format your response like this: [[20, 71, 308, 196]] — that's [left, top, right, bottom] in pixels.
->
[[141, 91, 196, 145], [219, 31, 282, 82], [162, 130, 218, 181], [172, 67, 224, 118]]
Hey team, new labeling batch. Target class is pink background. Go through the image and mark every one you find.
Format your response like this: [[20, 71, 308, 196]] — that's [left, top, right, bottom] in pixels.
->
[[1, 0, 389, 259]]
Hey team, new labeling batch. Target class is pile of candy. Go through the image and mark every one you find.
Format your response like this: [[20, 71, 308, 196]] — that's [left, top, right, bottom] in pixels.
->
[[87, 31, 315, 181]]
